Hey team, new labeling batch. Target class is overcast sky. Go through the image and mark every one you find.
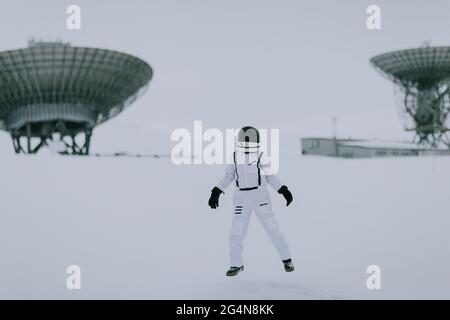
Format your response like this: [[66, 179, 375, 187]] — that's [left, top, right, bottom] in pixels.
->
[[0, 0, 449, 153]]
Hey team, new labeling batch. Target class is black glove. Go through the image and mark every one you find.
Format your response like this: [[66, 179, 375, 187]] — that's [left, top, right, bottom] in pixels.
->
[[208, 187, 223, 209], [278, 185, 293, 206]]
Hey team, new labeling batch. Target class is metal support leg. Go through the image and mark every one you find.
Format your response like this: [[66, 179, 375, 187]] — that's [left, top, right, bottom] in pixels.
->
[[26, 123, 31, 153], [85, 130, 92, 155], [11, 135, 20, 154]]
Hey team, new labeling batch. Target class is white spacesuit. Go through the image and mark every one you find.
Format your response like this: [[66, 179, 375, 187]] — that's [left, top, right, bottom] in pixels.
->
[[209, 127, 294, 276]]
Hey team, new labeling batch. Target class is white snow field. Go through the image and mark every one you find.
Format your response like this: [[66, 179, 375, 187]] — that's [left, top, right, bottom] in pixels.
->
[[0, 150, 449, 299]]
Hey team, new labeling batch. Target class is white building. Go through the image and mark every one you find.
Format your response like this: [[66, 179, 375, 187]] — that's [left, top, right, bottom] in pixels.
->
[[300, 138, 450, 158]]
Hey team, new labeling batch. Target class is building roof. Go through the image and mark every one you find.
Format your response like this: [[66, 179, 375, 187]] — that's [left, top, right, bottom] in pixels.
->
[[301, 137, 447, 151], [339, 140, 427, 150]]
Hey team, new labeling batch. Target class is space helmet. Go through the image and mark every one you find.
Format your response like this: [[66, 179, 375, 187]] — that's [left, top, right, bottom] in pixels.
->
[[236, 126, 260, 153]]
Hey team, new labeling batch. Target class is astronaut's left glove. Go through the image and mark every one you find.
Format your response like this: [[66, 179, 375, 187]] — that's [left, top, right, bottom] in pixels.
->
[[278, 185, 293, 206], [208, 187, 223, 209]]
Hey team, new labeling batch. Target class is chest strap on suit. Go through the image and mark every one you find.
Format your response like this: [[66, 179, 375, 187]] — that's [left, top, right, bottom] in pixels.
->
[[239, 186, 258, 191], [233, 151, 263, 190]]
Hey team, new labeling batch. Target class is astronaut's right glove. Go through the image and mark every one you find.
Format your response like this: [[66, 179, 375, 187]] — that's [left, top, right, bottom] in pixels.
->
[[208, 187, 223, 209], [278, 185, 293, 206]]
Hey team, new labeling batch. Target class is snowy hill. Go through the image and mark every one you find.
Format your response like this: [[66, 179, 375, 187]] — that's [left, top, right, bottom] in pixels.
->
[[0, 151, 449, 299]]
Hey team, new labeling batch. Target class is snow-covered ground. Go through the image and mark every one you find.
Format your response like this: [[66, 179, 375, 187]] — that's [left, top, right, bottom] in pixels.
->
[[0, 151, 449, 299]]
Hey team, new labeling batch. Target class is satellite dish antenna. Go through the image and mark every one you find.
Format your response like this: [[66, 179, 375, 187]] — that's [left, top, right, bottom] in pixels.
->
[[371, 45, 450, 148], [0, 42, 153, 154]]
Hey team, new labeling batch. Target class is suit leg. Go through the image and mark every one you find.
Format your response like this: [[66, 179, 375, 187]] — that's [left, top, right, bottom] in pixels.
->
[[229, 199, 252, 267], [255, 199, 292, 261]]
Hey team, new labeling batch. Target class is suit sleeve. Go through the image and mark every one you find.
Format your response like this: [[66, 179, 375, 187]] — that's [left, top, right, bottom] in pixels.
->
[[260, 154, 283, 191], [264, 173, 283, 191], [216, 164, 236, 191]]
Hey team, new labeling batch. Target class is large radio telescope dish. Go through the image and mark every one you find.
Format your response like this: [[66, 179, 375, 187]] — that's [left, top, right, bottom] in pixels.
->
[[371, 46, 450, 148]]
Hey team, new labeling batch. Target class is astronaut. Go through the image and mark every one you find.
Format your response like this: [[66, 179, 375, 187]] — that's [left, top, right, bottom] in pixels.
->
[[208, 126, 294, 276]]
